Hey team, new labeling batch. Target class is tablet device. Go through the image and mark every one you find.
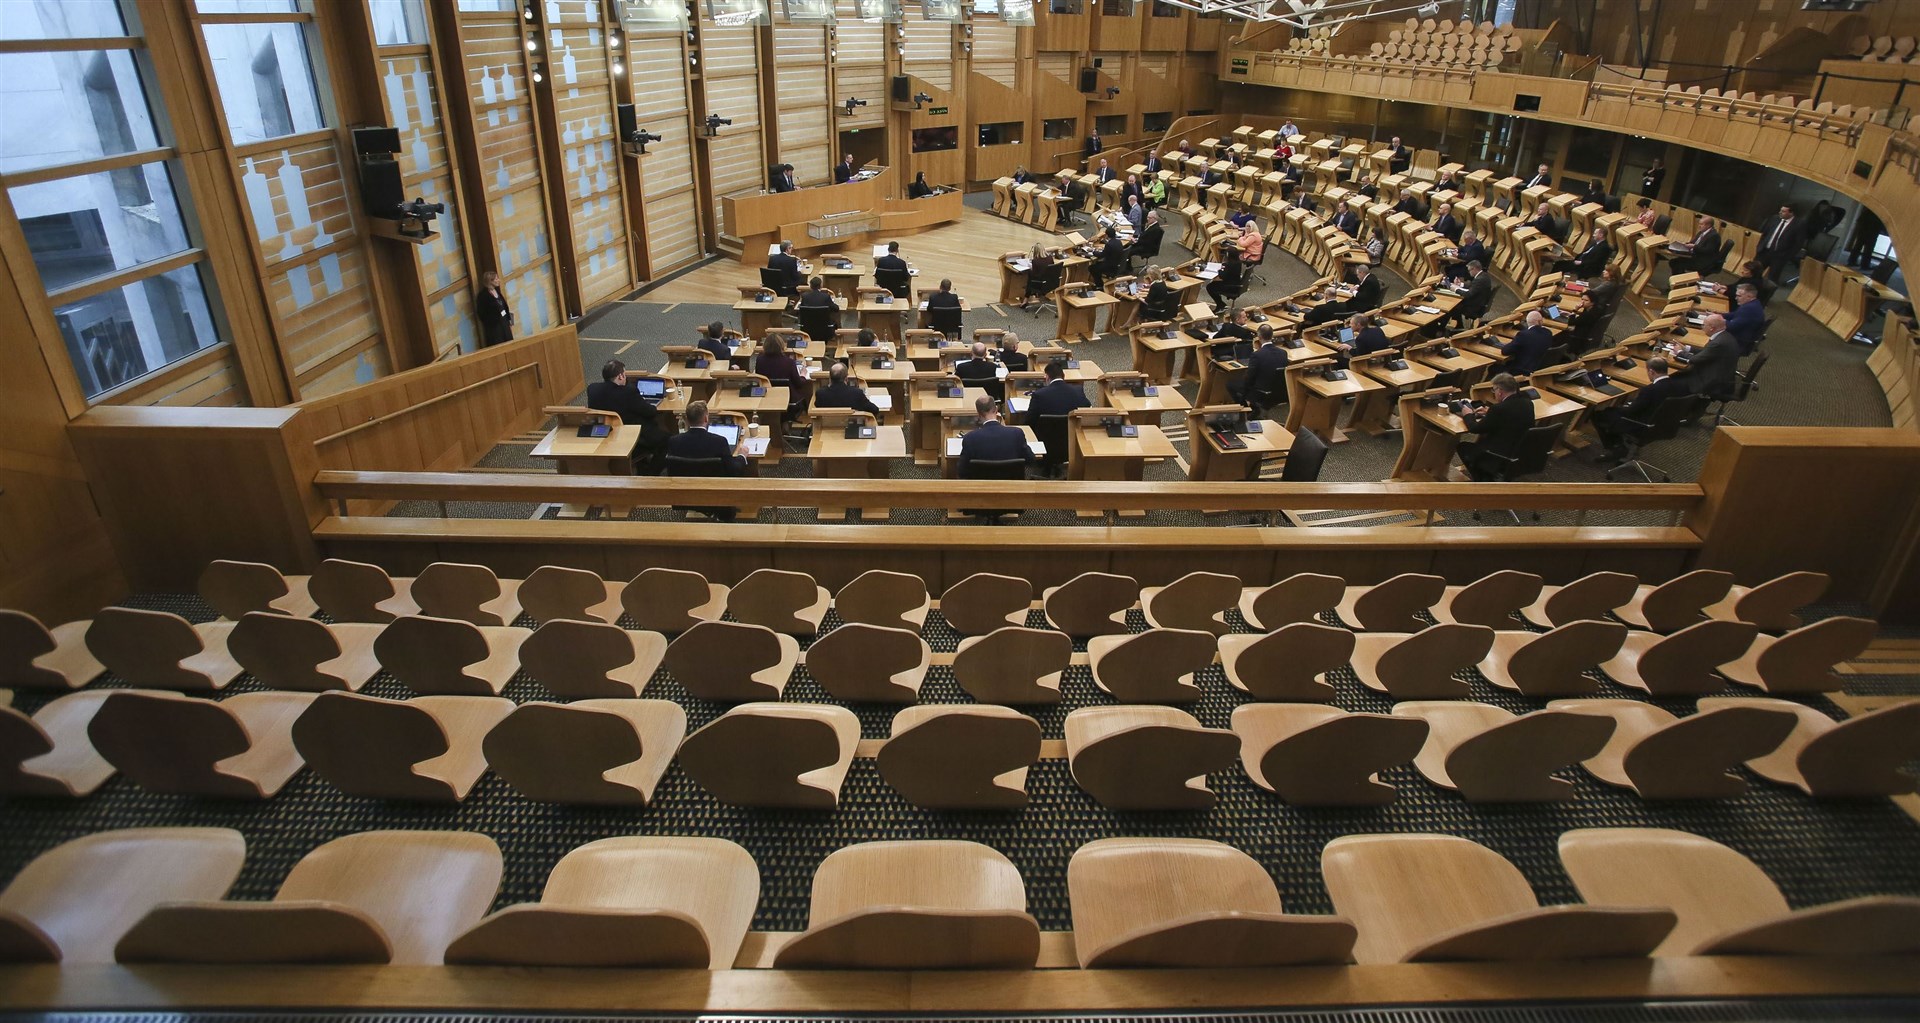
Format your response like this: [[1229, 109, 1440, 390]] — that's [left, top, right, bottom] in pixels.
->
[[708, 422, 740, 448]]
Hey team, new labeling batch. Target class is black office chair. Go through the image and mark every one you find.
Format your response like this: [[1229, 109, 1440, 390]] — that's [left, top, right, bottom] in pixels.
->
[[875, 266, 912, 298], [797, 304, 839, 348], [959, 457, 1028, 522], [1210, 279, 1246, 313], [1280, 427, 1328, 482], [760, 267, 796, 301], [1606, 393, 1710, 484], [1025, 265, 1062, 317], [1031, 412, 1071, 478], [1243, 247, 1268, 288], [664, 454, 737, 522], [929, 303, 963, 338], [1471, 422, 1565, 523], [1708, 349, 1768, 427]]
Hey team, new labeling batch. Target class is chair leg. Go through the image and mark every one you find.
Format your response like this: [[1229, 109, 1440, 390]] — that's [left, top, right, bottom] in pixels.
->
[[1605, 458, 1669, 484]]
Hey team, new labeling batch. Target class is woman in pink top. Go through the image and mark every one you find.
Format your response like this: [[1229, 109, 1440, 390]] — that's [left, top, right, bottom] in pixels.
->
[[1239, 222, 1265, 263]]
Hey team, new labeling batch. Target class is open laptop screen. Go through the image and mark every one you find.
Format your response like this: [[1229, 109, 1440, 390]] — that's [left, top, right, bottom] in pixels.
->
[[707, 422, 740, 447]]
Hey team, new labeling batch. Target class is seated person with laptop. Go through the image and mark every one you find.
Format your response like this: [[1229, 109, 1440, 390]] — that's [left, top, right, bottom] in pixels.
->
[[585, 358, 670, 473], [664, 400, 751, 521]]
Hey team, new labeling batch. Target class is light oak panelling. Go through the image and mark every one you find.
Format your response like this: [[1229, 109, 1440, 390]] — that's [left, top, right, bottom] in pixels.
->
[[775, 63, 833, 185], [833, 0, 885, 131], [268, 245, 386, 396], [627, 28, 703, 274], [550, 19, 633, 307], [132, 352, 247, 408], [377, 53, 476, 355], [701, 23, 767, 233], [459, 17, 562, 332], [904, 21, 952, 91]]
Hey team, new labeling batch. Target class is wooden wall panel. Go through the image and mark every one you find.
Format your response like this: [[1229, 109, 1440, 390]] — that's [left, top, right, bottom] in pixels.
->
[[772, 27, 833, 186], [904, 21, 953, 91], [456, 15, 563, 332], [627, 28, 703, 275], [550, 16, 633, 308], [376, 52, 477, 356], [702, 23, 768, 236], [833, 0, 886, 131]]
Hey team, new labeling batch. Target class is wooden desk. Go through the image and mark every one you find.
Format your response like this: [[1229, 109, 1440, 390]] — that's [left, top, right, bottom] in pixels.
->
[[1411, 344, 1496, 389], [711, 386, 792, 465], [531, 423, 642, 519], [807, 425, 908, 519], [1067, 417, 1179, 518], [1188, 410, 1292, 482], [721, 167, 964, 262], [1286, 365, 1384, 444], [1106, 382, 1192, 426], [1129, 324, 1205, 385], [735, 296, 788, 338], [1106, 280, 1148, 333], [856, 295, 909, 341], [1057, 289, 1119, 345], [1352, 355, 1441, 435], [1391, 393, 1469, 482], [939, 424, 1043, 479], [910, 385, 990, 464], [817, 261, 865, 303], [991, 177, 1015, 218]]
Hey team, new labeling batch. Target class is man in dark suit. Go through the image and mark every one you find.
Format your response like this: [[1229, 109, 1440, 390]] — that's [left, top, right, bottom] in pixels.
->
[[1085, 129, 1102, 158], [1674, 215, 1721, 274], [926, 277, 964, 336], [795, 275, 840, 347], [1095, 158, 1114, 184], [1725, 283, 1765, 354], [1092, 229, 1125, 289], [1393, 191, 1424, 219], [1595, 356, 1681, 462], [1562, 227, 1613, 278], [1129, 211, 1164, 266], [1564, 294, 1610, 354], [1526, 206, 1561, 241], [1522, 162, 1553, 190], [697, 321, 734, 361], [813, 361, 880, 417], [1058, 178, 1087, 225], [1499, 310, 1555, 374], [833, 153, 856, 184], [664, 400, 749, 520], [1233, 326, 1289, 408], [1331, 200, 1361, 238], [1026, 358, 1091, 419], [957, 396, 1033, 478], [1332, 313, 1390, 367], [1144, 152, 1163, 174], [1121, 173, 1144, 208], [1212, 308, 1256, 346], [1444, 230, 1487, 281], [768, 240, 805, 296], [586, 359, 669, 470], [1431, 201, 1462, 243], [1686, 313, 1741, 399], [1450, 261, 1494, 327], [997, 333, 1029, 373], [1346, 264, 1384, 313], [769, 163, 794, 192], [1755, 204, 1807, 282], [873, 241, 910, 296], [1387, 136, 1411, 174], [956, 341, 1002, 400], [1457, 373, 1536, 481]]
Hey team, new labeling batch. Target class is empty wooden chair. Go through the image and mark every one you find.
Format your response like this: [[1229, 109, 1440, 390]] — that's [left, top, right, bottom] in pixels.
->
[[517, 565, 624, 625], [1392, 701, 1616, 801], [1698, 697, 1920, 798], [445, 837, 759, 968], [1233, 704, 1427, 806], [1087, 628, 1217, 703], [1545, 699, 1799, 800], [1218, 622, 1353, 701], [726, 569, 830, 635], [1430, 571, 1543, 628], [1042, 572, 1138, 637], [1350, 624, 1495, 699], [1476, 621, 1628, 696], [621, 567, 727, 632], [1064, 706, 1238, 810], [1615, 569, 1735, 633], [88, 690, 315, 799], [197, 560, 316, 620], [1517, 570, 1637, 628], [0, 828, 245, 963], [1322, 834, 1674, 964], [291, 691, 513, 802], [1139, 572, 1242, 635], [116, 831, 502, 965], [1716, 616, 1876, 694], [0, 690, 117, 797], [876, 705, 1041, 809], [951, 626, 1070, 704], [677, 703, 859, 808], [1701, 571, 1829, 632], [835, 570, 931, 631], [373, 614, 529, 695], [308, 558, 420, 623], [806, 623, 930, 702], [409, 562, 523, 627], [938, 573, 1033, 635], [1600, 619, 1758, 695], [482, 699, 686, 805], [1560, 827, 1920, 957], [1237, 573, 1344, 630], [661, 620, 799, 701], [1333, 573, 1446, 631], [1069, 838, 1357, 968], [518, 618, 665, 698], [0, 609, 104, 691], [228, 612, 382, 692], [85, 607, 241, 692], [772, 841, 1040, 969]]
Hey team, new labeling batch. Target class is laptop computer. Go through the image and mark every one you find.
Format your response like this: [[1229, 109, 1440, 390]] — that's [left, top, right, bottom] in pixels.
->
[[708, 422, 740, 447], [634, 377, 666, 400]]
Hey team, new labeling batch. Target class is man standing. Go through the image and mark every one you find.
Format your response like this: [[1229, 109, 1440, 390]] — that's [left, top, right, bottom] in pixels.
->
[[1755, 204, 1806, 283], [1085, 127, 1103, 159], [957, 396, 1033, 478], [1640, 157, 1665, 197], [1499, 310, 1555, 374], [1686, 312, 1742, 399], [1457, 373, 1536, 481]]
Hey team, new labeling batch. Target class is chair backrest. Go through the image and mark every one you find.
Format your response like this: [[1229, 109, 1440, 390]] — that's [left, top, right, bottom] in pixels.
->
[[0, 609, 62, 689], [228, 612, 348, 691], [665, 454, 727, 477], [729, 569, 825, 634], [1279, 427, 1330, 481], [0, 827, 247, 964], [1642, 393, 1707, 442], [836, 570, 929, 631], [1507, 422, 1565, 479], [798, 304, 837, 334], [198, 561, 294, 621], [962, 457, 1027, 480], [373, 615, 496, 695], [84, 608, 213, 691], [1031, 413, 1071, 466], [1735, 350, 1769, 399], [939, 573, 1033, 635], [517, 566, 614, 625], [875, 267, 911, 297], [930, 304, 963, 335], [759, 267, 789, 295]]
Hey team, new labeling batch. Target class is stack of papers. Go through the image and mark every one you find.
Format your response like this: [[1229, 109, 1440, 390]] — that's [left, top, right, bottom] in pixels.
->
[[1008, 259, 1033, 272], [868, 390, 894, 411]]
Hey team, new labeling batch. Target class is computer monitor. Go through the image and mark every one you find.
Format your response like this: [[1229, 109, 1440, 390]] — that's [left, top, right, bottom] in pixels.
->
[[634, 377, 666, 399], [707, 422, 741, 447]]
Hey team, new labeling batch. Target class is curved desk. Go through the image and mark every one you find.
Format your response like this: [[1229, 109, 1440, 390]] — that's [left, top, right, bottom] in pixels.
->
[[723, 166, 964, 265]]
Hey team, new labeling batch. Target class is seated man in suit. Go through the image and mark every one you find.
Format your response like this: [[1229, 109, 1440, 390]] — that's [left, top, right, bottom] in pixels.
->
[[586, 358, 670, 473], [1393, 191, 1424, 219], [1129, 211, 1164, 266], [1725, 282, 1766, 354], [1499, 310, 1555, 375], [1387, 136, 1411, 174], [1092, 229, 1126, 290], [1456, 373, 1536, 482], [1431, 201, 1463, 243], [1212, 307, 1256, 347], [768, 162, 795, 193], [664, 400, 749, 521], [1560, 227, 1613, 278], [1232, 325, 1289, 409], [1449, 261, 1495, 328], [1594, 356, 1681, 463], [833, 153, 857, 184], [1334, 312, 1391, 366], [1672, 215, 1721, 274], [997, 331, 1030, 373], [1522, 163, 1553, 190], [813, 361, 880, 417], [955, 340, 1002, 400], [1526, 206, 1561, 241], [794, 275, 840, 347], [1347, 264, 1385, 312], [956, 396, 1033, 478], [1331, 200, 1362, 238], [1563, 293, 1610, 354], [1095, 158, 1114, 184], [697, 321, 734, 361], [926, 277, 964, 336], [1686, 312, 1742, 399], [1027, 356, 1091, 418], [768, 240, 805, 297], [1058, 179, 1087, 225], [1443, 229, 1488, 282]]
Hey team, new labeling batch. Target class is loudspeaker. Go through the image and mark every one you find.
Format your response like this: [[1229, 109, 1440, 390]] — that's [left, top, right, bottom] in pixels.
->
[[616, 102, 637, 140], [351, 125, 401, 157], [1078, 67, 1097, 93], [358, 159, 404, 219], [891, 75, 910, 102]]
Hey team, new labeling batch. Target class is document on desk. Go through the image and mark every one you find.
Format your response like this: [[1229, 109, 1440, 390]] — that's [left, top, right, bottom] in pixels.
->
[[1008, 260, 1033, 272], [872, 244, 889, 258], [743, 438, 771, 458], [867, 390, 894, 412], [1007, 396, 1030, 414], [1197, 262, 1223, 280]]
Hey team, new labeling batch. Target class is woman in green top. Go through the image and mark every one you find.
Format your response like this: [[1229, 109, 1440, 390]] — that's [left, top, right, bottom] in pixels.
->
[[1144, 175, 1166, 209]]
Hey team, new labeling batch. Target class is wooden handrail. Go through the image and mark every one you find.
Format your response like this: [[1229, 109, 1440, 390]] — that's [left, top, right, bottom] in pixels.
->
[[309, 362, 544, 448]]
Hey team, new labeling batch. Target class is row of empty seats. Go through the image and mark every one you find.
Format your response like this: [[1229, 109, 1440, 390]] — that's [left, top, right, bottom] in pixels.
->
[[7, 827, 1915, 967]]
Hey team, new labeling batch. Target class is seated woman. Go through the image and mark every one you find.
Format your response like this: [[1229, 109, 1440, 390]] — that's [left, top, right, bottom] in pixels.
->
[[1207, 246, 1245, 313], [1144, 174, 1166, 209], [1366, 226, 1388, 266], [1020, 242, 1057, 310], [1238, 221, 1265, 265], [754, 333, 810, 411], [908, 171, 935, 199]]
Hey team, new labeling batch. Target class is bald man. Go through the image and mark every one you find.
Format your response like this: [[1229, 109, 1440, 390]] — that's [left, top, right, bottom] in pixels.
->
[[1687, 312, 1741, 398], [1500, 309, 1555, 375], [956, 339, 1003, 400]]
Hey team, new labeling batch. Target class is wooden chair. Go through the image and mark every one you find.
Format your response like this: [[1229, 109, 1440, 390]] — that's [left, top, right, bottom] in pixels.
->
[[308, 558, 420, 623], [835, 570, 931, 631], [1218, 622, 1353, 701], [0, 691, 118, 797], [1233, 704, 1428, 806], [1042, 572, 1139, 637], [726, 569, 831, 635], [87, 690, 314, 799], [409, 562, 523, 627], [445, 837, 759, 968], [518, 619, 665, 698], [771, 841, 1040, 969], [197, 560, 316, 621], [1237, 573, 1345, 630], [1561, 827, 1920, 957], [951, 626, 1071, 704], [806, 623, 930, 702], [85, 607, 242, 692], [1350, 624, 1495, 699], [677, 703, 859, 808], [1546, 699, 1799, 800], [1064, 706, 1238, 810], [1087, 628, 1217, 703], [1069, 838, 1357, 968], [1599, 619, 1758, 695], [1430, 571, 1544, 628], [291, 691, 513, 802], [0, 828, 245, 963], [0, 610, 104, 691], [482, 699, 686, 805], [1333, 573, 1446, 631], [1715, 616, 1876, 694], [938, 573, 1033, 635], [1697, 697, 1920, 798], [1322, 833, 1674, 964], [1701, 571, 1829, 632], [115, 831, 502, 965], [661, 620, 800, 701], [1614, 569, 1735, 633], [1476, 621, 1628, 696], [228, 612, 382, 692], [373, 615, 529, 696], [1139, 572, 1243, 635], [1517, 570, 1637, 628], [621, 567, 728, 633], [1392, 701, 1616, 801], [517, 565, 625, 625], [876, 705, 1041, 809]]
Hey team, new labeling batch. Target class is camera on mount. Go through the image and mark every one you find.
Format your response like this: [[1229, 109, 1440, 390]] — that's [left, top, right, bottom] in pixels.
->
[[626, 128, 663, 154], [703, 114, 732, 136], [843, 97, 868, 116]]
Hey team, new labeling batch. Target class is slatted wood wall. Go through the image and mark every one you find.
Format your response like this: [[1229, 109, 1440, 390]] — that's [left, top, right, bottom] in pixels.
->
[[547, 1, 633, 307], [626, 24, 703, 275], [700, 24, 767, 237], [772, 24, 833, 186]]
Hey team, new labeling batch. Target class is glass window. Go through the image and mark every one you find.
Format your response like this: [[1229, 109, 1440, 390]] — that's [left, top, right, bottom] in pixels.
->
[[10, 163, 194, 292], [1095, 114, 1126, 137], [1048, 0, 1082, 12], [1142, 111, 1172, 133], [706, 0, 768, 25], [194, 0, 300, 12], [977, 121, 1022, 146], [999, 0, 1034, 24], [1150, 1, 1179, 15], [0, 50, 162, 175], [53, 262, 221, 400], [921, 0, 962, 21], [782, 0, 835, 21], [973, 0, 999, 11], [1042, 117, 1076, 141], [368, 0, 427, 45], [201, 23, 326, 143], [456, 0, 518, 10], [0, 0, 127, 40]]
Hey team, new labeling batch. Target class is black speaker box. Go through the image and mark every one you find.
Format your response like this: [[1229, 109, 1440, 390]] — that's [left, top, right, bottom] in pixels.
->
[[1078, 67, 1097, 92], [891, 75, 910, 102], [616, 102, 637, 139], [358, 159, 404, 219]]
